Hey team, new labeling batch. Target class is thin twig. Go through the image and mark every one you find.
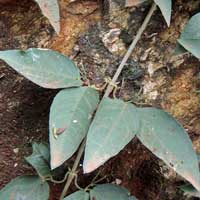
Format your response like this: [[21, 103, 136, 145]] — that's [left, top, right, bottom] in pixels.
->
[[59, 3, 157, 199], [45, 172, 69, 184], [59, 138, 86, 200], [103, 3, 157, 98]]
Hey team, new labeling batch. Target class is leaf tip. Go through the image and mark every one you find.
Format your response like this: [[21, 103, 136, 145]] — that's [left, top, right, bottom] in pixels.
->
[[166, 16, 171, 27], [83, 162, 93, 174], [50, 151, 64, 170], [83, 156, 107, 174]]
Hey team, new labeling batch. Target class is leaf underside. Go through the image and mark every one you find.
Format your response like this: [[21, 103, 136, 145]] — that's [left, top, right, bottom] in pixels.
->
[[0, 176, 49, 200], [0, 48, 82, 89], [83, 97, 139, 173], [90, 184, 137, 200], [50, 87, 99, 169], [34, 0, 60, 34]]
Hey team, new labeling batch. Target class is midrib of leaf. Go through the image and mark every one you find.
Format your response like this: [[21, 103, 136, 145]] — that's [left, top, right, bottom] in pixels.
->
[[7, 60, 80, 81], [95, 102, 128, 154], [67, 88, 94, 136]]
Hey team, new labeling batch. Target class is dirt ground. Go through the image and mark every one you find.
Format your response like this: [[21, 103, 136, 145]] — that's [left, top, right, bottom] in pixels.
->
[[0, 0, 199, 200]]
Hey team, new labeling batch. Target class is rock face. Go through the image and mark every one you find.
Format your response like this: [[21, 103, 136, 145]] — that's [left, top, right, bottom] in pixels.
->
[[50, 0, 100, 55]]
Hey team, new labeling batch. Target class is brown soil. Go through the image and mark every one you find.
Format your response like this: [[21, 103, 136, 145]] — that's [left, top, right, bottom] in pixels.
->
[[0, 0, 199, 200]]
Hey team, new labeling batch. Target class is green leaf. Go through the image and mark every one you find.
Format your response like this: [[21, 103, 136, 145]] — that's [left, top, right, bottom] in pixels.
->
[[83, 97, 139, 173], [90, 184, 137, 200], [50, 87, 99, 169], [180, 184, 200, 198], [136, 108, 200, 191], [34, 0, 60, 34], [0, 176, 49, 200], [174, 43, 188, 56], [178, 39, 200, 59], [25, 143, 51, 179], [180, 13, 200, 40], [154, 0, 172, 26], [178, 13, 200, 59], [64, 191, 89, 200], [0, 48, 82, 89]]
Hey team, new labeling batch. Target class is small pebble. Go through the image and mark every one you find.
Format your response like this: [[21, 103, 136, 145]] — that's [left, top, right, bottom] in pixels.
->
[[115, 178, 122, 185], [13, 148, 19, 154]]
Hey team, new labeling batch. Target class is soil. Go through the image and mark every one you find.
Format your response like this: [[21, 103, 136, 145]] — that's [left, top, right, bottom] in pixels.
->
[[0, 0, 199, 200]]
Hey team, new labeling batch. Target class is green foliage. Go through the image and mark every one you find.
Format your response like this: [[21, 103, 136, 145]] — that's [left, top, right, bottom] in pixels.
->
[[90, 184, 137, 200], [180, 184, 200, 198], [0, 48, 82, 89], [0, 46, 200, 193], [64, 191, 89, 200], [178, 13, 200, 59], [154, 0, 172, 26], [0, 176, 49, 200], [64, 184, 137, 200], [174, 43, 188, 56], [34, 0, 60, 34], [137, 108, 200, 190], [83, 98, 200, 190], [83, 97, 139, 173], [25, 143, 51, 180], [0, 0, 199, 198], [49, 87, 99, 169]]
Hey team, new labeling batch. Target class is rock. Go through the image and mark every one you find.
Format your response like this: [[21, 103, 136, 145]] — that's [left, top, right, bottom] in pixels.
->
[[103, 0, 130, 29], [115, 178, 122, 185], [50, 0, 101, 55], [101, 28, 126, 54], [162, 67, 200, 135], [13, 148, 19, 154], [66, 1, 98, 15]]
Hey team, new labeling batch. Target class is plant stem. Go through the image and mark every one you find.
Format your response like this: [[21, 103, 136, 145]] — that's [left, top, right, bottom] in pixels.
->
[[104, 2, 157, 98], [59, 3, 157, 199], [59, 138, 86, 200]]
